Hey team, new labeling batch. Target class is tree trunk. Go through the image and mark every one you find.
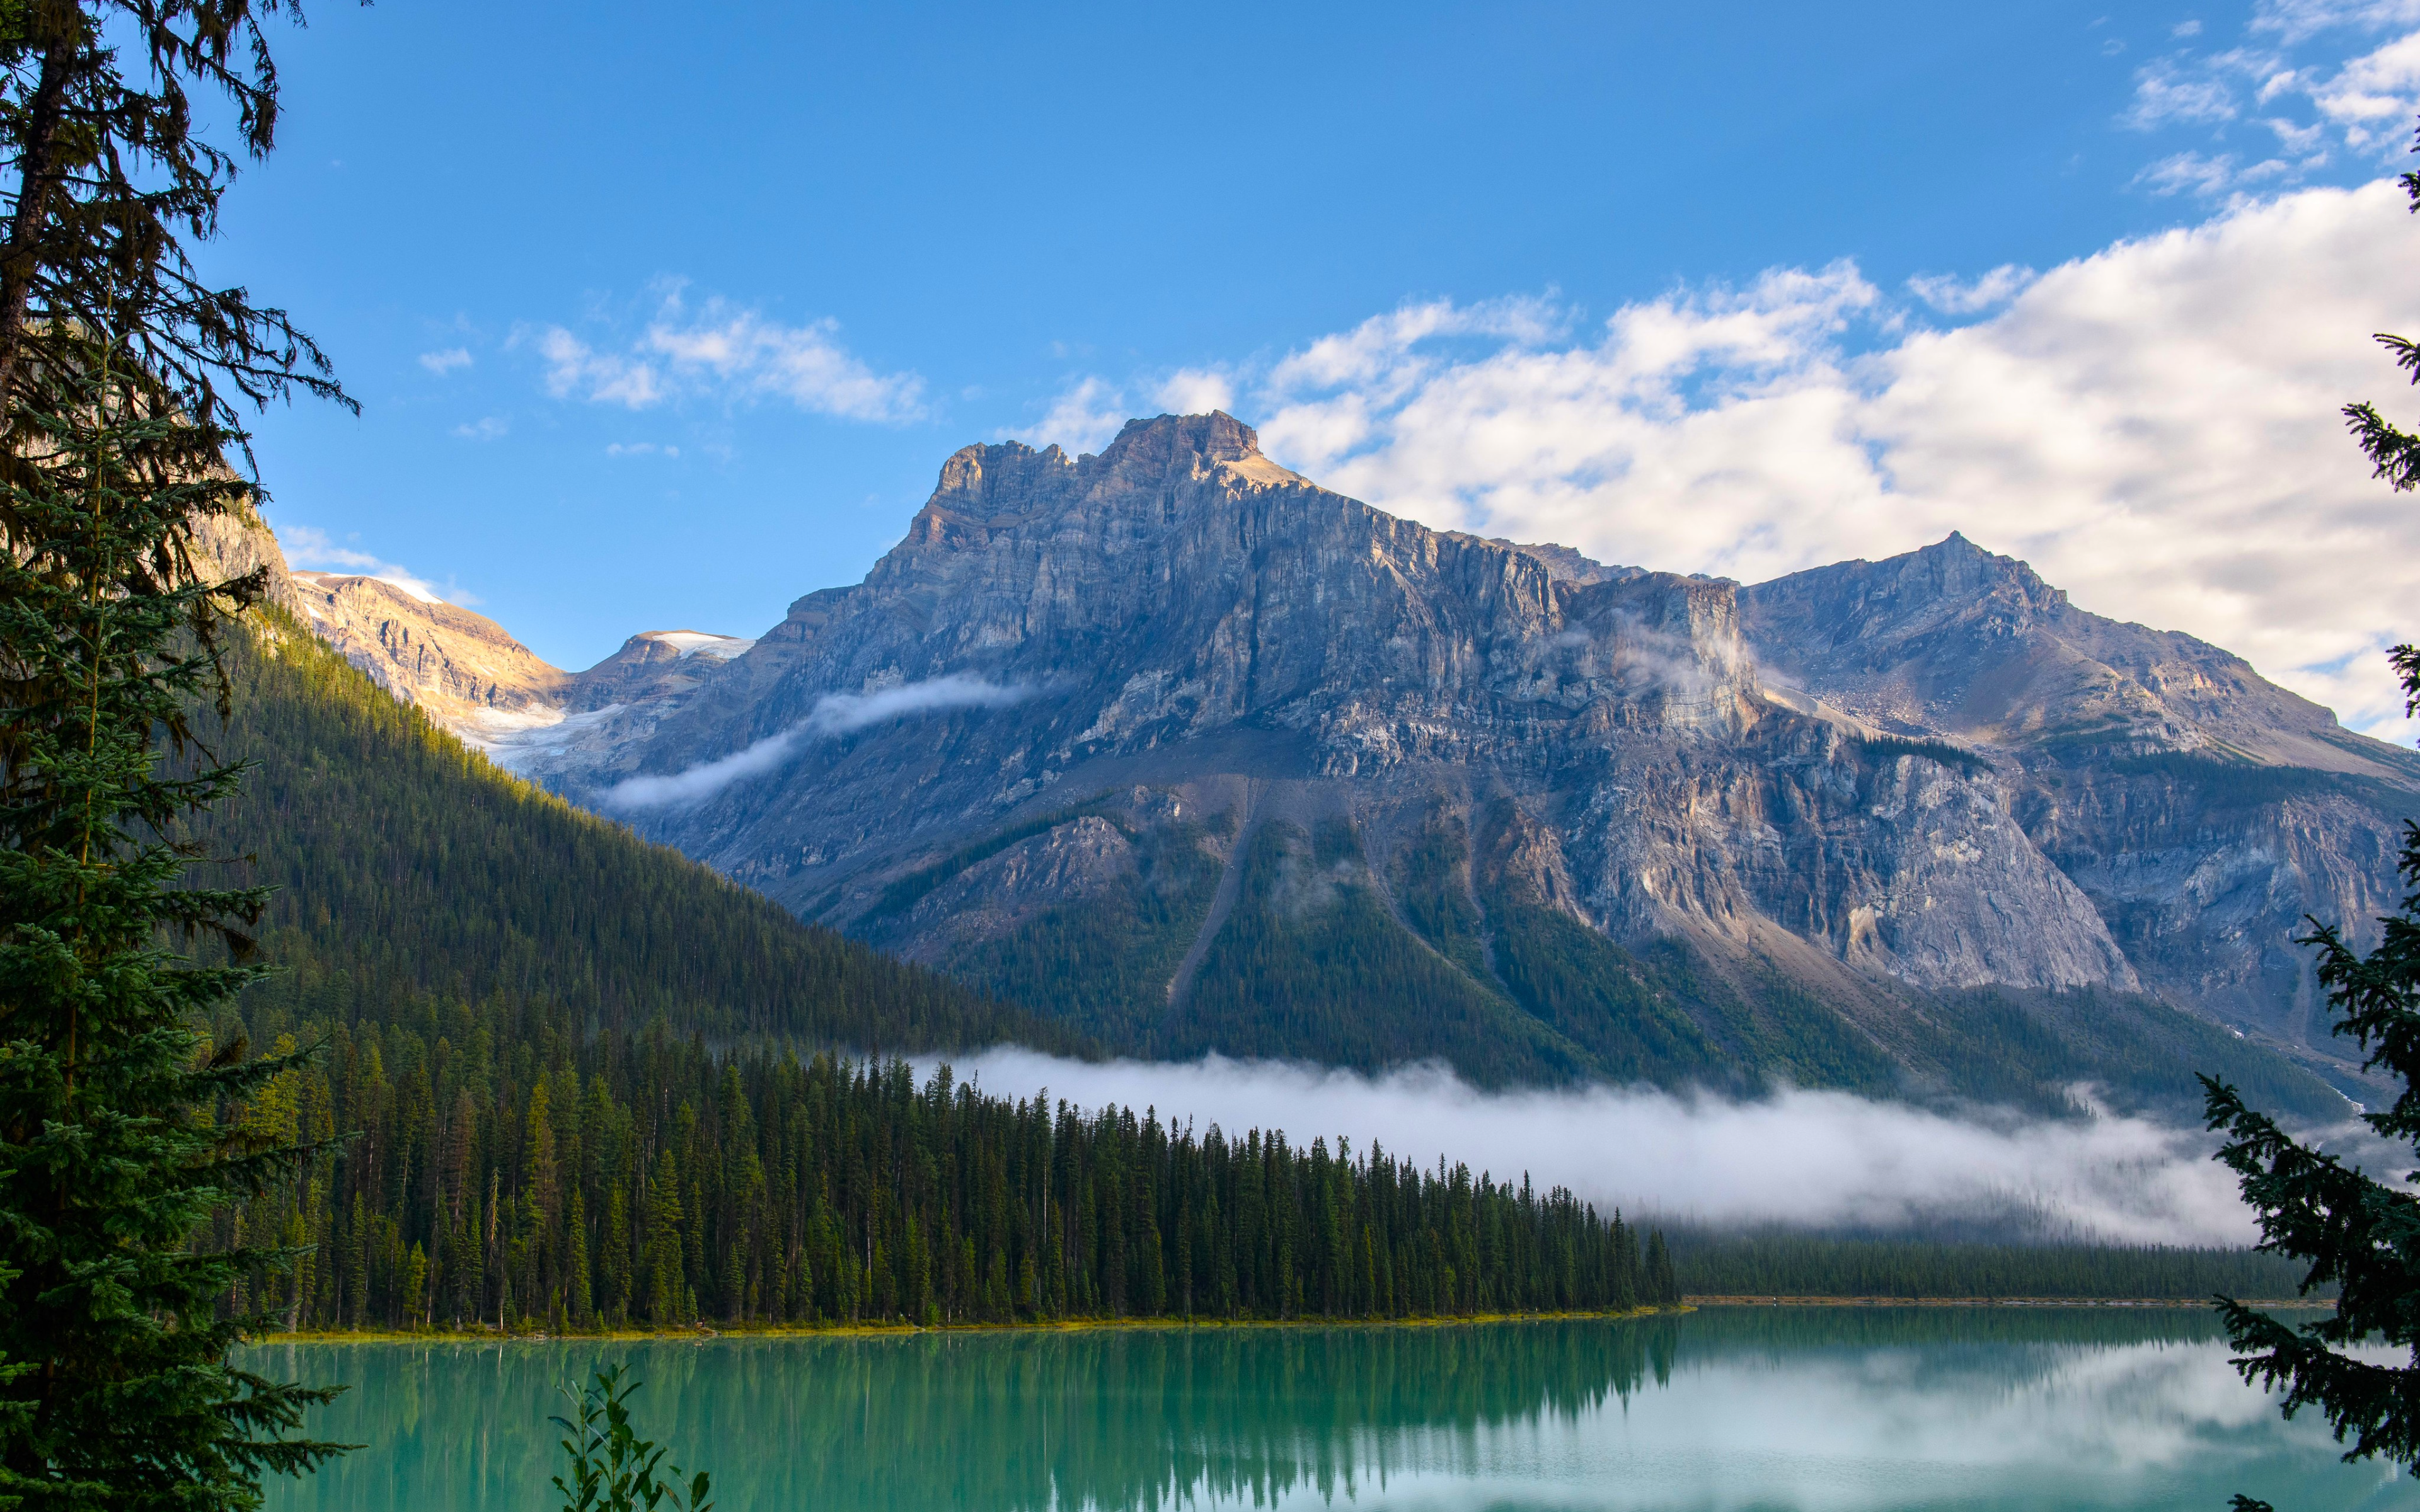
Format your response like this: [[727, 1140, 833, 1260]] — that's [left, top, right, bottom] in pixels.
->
[[0, 31, 81, 395]]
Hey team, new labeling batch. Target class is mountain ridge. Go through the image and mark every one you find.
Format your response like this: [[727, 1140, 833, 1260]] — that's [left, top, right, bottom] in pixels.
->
[[268, 413, 2408, 1106]]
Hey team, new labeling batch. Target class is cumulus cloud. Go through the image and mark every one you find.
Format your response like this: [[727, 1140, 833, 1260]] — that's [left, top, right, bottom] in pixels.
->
[[1023, 375, 1131, 454], [940, 1050, 2298, 1245], [1015, 301, 1570, 458], [1224, 181, 2420, 738], [602, 673, 1031, 810], [531, 290, 925, 422], [2310, 28, 2420, 145], [418, 346, 472, 375], [280, 524, 461, 605], [1155, 367, 1236, 416]]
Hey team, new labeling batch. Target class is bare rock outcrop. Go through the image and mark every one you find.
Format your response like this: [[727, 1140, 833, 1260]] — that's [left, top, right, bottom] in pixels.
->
[[289, 572, 572, 732]]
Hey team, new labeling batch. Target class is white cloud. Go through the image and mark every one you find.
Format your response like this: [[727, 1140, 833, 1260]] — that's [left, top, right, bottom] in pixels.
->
[[452, 416, 509, 441], [280, 524, 461, 605], [2254, 0, 2420, 44], [2124, 57, 2249, 128], [2174, 19, 2206, 38], [418, 346, 472, 375], [530, 291, 925, 422], [2118, 3, 2420, 183], [1905, 264, 2038, 313], [1237, 181, 2420, 738], [940, 1050, 2289, 1245], [2130, 149, 2293, 196], [2310, 28, 2420, 145], [536, 326, 662, 408], [603, 673, 1032, 810], [1154, 367, 1236, 415], [1021, 375, 1131, 455], [605, 441, 679, 458]]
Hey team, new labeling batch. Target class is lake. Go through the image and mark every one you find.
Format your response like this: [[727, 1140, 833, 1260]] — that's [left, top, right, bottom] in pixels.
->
[[256, 1307, 2406, 1511]]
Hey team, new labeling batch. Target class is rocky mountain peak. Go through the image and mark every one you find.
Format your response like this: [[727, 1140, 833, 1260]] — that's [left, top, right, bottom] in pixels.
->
[[1095, 410, 1262, 476], [930, 438, 1074, 517], [264, 415, 2420, 1097]]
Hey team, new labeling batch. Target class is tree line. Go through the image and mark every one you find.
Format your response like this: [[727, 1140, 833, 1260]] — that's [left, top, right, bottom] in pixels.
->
[[207, 995, 1676, 1332]]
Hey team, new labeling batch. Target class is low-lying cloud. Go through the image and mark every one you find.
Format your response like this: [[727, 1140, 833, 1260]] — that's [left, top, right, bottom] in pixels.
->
[[602, 673, 1030, 810], [805, 672, 1032, 735], [938, 1050, 2315, 1246]]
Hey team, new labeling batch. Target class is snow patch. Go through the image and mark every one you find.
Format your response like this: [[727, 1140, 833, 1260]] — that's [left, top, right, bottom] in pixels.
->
[[642, 629, 756, 660]]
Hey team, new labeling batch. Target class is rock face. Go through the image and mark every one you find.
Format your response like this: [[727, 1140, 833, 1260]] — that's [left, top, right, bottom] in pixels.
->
[[277, 566, 754, 759], [411, 412, 2396, 1105], [1735, 539, 2420, 1058], [291, 572, 572, 734]]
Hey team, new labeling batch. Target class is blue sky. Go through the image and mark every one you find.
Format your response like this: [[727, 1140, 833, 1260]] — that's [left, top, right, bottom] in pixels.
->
[[216, 1, 2420, 730]]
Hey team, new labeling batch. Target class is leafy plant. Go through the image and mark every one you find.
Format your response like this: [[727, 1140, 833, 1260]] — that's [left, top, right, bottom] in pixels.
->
[[551, 1366, 713, 1512]]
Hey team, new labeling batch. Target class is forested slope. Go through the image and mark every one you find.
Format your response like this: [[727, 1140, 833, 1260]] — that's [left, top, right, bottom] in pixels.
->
[[196, 611, 1068, 1054]]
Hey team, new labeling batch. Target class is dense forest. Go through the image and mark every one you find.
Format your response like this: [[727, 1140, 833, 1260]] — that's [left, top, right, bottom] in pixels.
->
[[199, 612, 1072, 1055], [202, 1003, 1674, 1330]]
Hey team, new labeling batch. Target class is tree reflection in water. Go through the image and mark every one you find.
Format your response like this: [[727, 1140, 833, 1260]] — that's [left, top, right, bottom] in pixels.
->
[[258, 1309, 2388, 1512]]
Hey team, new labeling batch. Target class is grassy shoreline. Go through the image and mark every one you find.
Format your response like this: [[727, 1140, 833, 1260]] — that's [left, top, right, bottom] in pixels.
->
[[253, 1295, 2338, 1345], [257, 1305, 1695, 1346]]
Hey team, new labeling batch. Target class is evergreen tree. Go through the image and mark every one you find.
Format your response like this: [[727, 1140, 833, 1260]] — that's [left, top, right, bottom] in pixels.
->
[[0, 320, 345, 1503], [2203, 113, 2420, 1508], [0, 1, 350, 1504]]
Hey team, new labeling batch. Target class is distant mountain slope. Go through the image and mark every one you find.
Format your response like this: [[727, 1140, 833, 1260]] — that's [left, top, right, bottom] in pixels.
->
[[1736, 537, 2418, 1065], [193, 605, 1070, 1057], [379, 412, 2356, 1114]]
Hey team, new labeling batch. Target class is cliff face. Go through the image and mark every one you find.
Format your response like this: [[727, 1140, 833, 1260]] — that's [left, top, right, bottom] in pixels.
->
[[290, 571, 572, 733], [1736, 537, 2419, 1065], [435, 412, 2375, 1107]]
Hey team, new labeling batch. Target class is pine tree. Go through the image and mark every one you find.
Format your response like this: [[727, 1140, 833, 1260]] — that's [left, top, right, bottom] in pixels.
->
[[2204, 112, 2420, 1508], [0, 319, 345, 1502], [0, 3, 352, 1503]]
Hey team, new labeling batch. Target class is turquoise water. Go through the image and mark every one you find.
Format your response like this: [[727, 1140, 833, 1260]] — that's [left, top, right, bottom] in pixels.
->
[[255, 1307, 2409, 1510]]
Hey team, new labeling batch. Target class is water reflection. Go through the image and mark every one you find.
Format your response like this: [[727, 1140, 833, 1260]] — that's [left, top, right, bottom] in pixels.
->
[[257, 1309, 2409, 1511]]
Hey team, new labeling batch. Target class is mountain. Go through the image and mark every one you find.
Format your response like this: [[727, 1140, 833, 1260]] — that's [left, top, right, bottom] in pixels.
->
[[184, 512, 1065, 1059], [314, 411, 2381, 1114]]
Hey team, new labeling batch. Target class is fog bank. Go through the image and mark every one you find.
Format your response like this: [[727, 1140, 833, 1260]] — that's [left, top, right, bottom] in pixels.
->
[[938, 1049, 2281, 1247]]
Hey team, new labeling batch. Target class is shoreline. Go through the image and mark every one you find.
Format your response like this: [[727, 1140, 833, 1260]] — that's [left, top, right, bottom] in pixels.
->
[[257, 1305, 1691, 1346], [251, 1295, 2332, 1345]]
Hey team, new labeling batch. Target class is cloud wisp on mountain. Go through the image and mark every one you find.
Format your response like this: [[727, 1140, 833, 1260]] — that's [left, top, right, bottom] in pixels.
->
[[942, 1048, 2289, 1247], [602, 672, 1031, 810]]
